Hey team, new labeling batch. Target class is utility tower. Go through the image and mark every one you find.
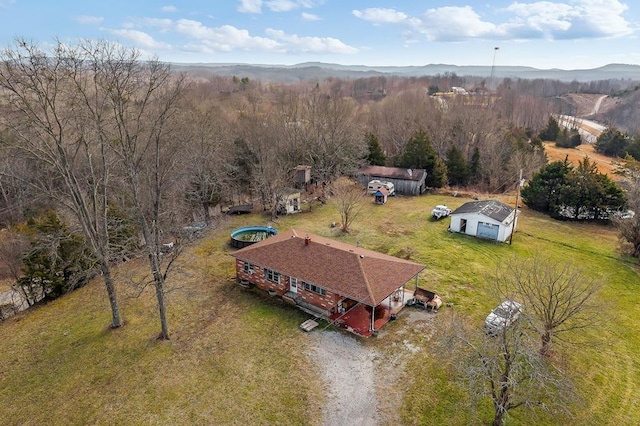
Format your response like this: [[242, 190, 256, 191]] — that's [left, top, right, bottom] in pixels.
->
[[490, 46, 499, 80]]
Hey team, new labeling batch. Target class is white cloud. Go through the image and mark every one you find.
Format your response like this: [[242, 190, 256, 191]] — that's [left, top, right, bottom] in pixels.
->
[[0, 0, 15, 8], [74, 15, 104, 25], [355, 1, 635, 43], [174, 19, 282, 51], [138, 18, 174, 31], [116, 13, 355, 57], [160, 5, 177, 13], [265, 0, 298, 12], [238, 0, 262, 14], [265, 28, 358, 53], [352, 8, 408, 24], [109, 29, 171, 50], [239, 0, 316, 13], [415, 6, 498, 41], [301, 12, 320, 21], [504, 0, 634, 38], [267, 0, 316, 12]]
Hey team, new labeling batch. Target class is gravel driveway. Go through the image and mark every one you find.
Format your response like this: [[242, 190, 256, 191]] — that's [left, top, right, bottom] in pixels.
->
[[307, 309, 437, 425]]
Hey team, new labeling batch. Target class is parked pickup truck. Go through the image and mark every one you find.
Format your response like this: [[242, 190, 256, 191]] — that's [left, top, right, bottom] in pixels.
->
[[407, 288, 443, 311], [431, 205, 451, 220]]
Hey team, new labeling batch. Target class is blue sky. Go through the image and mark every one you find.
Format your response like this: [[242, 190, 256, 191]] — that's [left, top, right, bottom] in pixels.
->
[[1, 0, 638, 69]]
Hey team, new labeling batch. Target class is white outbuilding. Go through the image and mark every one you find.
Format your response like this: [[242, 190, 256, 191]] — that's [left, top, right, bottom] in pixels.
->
[[449, 200, 519, 243]]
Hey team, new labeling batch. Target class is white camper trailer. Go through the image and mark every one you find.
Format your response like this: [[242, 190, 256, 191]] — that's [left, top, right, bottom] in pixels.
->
[[367, 180, 395, 196]]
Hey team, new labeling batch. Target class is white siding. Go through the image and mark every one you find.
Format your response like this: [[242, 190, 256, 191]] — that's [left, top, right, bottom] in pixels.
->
[[449, 211, 518, 243]]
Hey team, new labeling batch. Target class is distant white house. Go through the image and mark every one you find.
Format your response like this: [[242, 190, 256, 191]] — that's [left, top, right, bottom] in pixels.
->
[[449, 200, 519, 243]]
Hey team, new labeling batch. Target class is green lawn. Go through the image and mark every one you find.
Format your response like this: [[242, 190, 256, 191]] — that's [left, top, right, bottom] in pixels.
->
[[1, 194, 639, 425]]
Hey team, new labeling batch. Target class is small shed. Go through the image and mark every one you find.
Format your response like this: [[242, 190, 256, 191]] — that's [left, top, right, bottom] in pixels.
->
[[358, 166, 427, 195], [449, 200, 519, 243], [294, 165, 312, 189], [373, 187, 389, 205], [278, 188, 301, 215]]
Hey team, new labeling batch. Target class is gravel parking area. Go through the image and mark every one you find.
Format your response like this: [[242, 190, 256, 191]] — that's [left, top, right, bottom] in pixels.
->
[[307, 309, 437, 425]]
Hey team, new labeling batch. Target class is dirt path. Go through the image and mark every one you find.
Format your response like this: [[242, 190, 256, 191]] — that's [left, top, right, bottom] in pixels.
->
[[592, 95, 608, 115]]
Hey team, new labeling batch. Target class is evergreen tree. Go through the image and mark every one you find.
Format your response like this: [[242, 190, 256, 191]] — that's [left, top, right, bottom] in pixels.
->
[[539, 116, 560, 141], [521, 157, 572, 214], [555, 128, 582, 148], [595, 128, 630, 158], [397, 129, 435, 170], [445, 145, 470, 186], [625, 136, 640, 161], [469, 146, 482, 184], [522, 157, 626, 220], [428, 157, 448, 189], [562, 158, 626, 220], [398, 129, 446, 188], [365, 133, 386, 166], [17, 211, 94, 303]]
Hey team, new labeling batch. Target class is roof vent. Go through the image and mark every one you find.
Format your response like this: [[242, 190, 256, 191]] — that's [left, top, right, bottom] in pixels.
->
[[305, 235, 310, 245], [359, 254, 365, 259], [407, 168, 413, 177]]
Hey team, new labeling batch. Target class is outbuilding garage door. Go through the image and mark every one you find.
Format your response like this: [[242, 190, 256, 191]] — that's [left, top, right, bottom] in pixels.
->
[[477, 222, 499, 240]]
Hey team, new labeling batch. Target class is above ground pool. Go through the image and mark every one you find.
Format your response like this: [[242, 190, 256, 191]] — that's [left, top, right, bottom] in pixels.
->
[[230, 226, 278, 249]]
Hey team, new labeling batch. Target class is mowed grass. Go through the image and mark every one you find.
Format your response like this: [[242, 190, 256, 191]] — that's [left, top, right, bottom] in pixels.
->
[[1, 194, 640, 425]]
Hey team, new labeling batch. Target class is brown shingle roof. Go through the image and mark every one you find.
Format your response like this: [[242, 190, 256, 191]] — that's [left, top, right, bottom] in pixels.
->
[[230, 229, 425, 306]]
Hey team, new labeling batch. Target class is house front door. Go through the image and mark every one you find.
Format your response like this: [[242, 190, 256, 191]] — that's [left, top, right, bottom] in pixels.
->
[[290, 277, 298, 294]]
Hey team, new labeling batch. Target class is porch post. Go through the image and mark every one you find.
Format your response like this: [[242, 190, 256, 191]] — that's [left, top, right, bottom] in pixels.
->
[[370, 306, 375, 331]]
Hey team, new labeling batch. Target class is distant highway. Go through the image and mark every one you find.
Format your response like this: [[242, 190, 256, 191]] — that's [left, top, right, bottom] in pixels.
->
[[556, 114, 607, 144]]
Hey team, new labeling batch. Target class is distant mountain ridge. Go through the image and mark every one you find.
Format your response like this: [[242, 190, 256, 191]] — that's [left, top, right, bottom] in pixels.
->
[[170, 62, 640, 83]]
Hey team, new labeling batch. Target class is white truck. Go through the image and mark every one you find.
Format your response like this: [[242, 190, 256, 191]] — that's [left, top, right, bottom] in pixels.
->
[[431, 205, 451, 220]]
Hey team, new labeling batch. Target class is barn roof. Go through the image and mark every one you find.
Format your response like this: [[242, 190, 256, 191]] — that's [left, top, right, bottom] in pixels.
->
[[359, 165, 426, 182], [230, 229, 425, 306], [451, 200, 515, 223]]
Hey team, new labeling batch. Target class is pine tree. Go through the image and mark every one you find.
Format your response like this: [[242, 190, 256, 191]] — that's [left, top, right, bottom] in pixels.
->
[[365, 133, 386, 166], [445, 145, 470, 186], [469, 146, 482, 184]]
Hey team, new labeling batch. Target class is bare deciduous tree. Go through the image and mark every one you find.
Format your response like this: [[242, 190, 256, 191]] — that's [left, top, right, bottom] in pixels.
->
[[89, 44, 186, 340], [614, 159, 640, 258], [0, 39, 123, 328], [440, 311, 576, 426], [330, 177, 367, 233], [497, 255, 601, 356]]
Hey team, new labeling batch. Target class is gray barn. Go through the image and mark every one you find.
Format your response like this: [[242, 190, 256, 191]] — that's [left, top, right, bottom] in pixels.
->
[[358, 166, 427, 195]]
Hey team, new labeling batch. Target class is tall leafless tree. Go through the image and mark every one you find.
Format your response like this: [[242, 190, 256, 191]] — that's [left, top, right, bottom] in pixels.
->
[[84, 42, 186, 340], [614, 159, 640, 258], [330, 177, 368, 233], [497, 255, 601, 356], [0, 39, 123, 328], [440, 311, 576, 426]]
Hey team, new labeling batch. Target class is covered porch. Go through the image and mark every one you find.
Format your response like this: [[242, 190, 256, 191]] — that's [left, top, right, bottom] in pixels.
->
[[329, 288, 414, 337]]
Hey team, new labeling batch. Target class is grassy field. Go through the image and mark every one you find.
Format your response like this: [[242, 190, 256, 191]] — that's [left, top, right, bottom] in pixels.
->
[[1, 194, 639, 425]]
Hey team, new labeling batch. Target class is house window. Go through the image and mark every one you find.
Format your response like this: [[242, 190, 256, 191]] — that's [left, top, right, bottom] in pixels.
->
[[265, 268, 281, 284], [303, 281, 326, 296], [243, 262, 254, 274]]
